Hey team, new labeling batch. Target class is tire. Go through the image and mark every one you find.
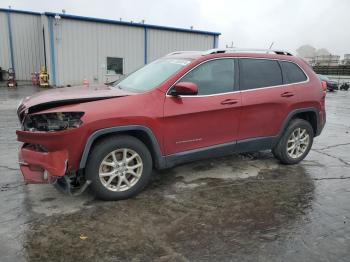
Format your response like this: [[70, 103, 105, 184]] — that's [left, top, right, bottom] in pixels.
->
[[272, 119, 314, 165], [271, 146, 280, 160], [85, 135, 153, 200]]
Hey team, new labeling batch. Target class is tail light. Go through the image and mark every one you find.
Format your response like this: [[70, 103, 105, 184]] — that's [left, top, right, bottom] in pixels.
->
[[321, 81, 327, 92]]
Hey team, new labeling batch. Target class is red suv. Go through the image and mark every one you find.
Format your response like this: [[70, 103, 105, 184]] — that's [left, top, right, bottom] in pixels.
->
[[17, 49, 326, 200]]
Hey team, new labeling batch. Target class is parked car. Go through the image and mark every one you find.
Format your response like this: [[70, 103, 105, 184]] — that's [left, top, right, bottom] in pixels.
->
[[340, 82, 349, 91], [16, 48, 326, 200], [317, 74, 338, 92]]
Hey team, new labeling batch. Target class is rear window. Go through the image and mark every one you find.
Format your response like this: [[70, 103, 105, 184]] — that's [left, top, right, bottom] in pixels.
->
[[280, 61, 307, 84], [240, 59, 283, 90]]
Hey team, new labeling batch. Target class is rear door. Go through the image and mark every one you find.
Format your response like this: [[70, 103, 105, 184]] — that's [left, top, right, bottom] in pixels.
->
[[163, 58, 241, 155], [238, 58, 297, 140]]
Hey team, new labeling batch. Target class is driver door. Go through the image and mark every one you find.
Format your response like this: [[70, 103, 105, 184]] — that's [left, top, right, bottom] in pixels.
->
[[163, 58, 241, 155]]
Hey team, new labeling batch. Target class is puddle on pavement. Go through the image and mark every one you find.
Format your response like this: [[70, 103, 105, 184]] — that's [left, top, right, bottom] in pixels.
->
[[23, 153, 315, 261], [2, 86, 349, 261]]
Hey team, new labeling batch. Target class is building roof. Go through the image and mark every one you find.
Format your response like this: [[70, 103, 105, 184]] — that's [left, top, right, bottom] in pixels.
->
[[0, 8, 41, 16], [0, 8, 220, 36]]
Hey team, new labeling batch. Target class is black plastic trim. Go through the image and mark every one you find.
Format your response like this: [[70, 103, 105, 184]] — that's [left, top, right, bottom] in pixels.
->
[[277, 107, 321, 137], [79, 125, 165, 169], [235, 136, 278, 152], [164, 136, 278, 168], [165, 141, 237, 168], [234, 59, 240, 91]]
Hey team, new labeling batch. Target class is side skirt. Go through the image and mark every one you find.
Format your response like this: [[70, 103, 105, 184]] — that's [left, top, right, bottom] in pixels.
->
[[163, 136, 278, 169]]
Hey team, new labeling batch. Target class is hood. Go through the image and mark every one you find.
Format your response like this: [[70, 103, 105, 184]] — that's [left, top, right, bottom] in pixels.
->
[[18, 85, 133, 118]]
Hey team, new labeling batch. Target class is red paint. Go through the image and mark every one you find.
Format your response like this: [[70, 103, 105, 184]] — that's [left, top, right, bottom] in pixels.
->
[[21, 84, 134, 109], [238, 84, 298, 140], [173, 82, 198, 95], [17, 52, 326, 184], [18, 144, 68, 184], [163, 92, 241, 154]]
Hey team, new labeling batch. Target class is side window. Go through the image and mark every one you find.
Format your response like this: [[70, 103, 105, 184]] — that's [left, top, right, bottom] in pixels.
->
[[180, 59, 235, 95], [280, 61, 307, 84], [240, 59, 282, 90]]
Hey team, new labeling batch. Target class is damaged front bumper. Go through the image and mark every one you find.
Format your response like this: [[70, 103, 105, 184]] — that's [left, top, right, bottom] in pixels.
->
[[17, 129, 91, 195], [18, 143, 91, 195], [18, 143, 68, 184]]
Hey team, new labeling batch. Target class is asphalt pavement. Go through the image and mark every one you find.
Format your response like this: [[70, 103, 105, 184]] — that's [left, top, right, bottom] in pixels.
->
[[0, 85, 349, 262]]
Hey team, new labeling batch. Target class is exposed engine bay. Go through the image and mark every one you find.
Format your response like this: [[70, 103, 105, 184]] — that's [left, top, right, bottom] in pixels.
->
[[23, 112, 84, 132]]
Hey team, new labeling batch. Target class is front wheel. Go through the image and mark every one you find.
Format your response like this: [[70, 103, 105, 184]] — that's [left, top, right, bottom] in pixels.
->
[[85, 135, 153, 200], [273, 119, 314, 165]]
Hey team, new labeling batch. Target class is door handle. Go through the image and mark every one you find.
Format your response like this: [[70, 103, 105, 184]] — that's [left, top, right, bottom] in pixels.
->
[[280, 91, 295, 98], [221, 99, 238, 105]]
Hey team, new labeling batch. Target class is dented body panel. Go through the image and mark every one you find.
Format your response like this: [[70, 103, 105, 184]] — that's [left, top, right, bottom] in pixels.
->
[[18, 144, 68, 184]]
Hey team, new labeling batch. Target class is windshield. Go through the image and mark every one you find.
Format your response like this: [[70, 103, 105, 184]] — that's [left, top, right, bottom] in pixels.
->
[[113, 58, 191, 92]]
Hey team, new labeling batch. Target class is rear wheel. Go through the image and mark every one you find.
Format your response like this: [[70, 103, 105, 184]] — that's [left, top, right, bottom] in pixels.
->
[[86, 135, 152, 200], [273, 119, 314, 165]]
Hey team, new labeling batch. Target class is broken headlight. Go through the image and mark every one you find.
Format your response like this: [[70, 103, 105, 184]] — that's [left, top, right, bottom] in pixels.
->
[[23, 112, 84, 132]]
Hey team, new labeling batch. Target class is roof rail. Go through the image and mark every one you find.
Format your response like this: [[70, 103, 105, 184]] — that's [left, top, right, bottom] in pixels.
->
[[203, 48, 293, 56], [166, 51, 203, 56]]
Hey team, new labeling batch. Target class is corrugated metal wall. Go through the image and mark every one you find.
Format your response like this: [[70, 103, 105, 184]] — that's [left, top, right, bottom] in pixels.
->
[[0, 11, 43, 80], [53, 21, 215, 85], [1, 10, 219, 85], [0, 12, 11, 70], [97, 23, 144, 84], [54, 19, 144, 86], [147, 29, 215, 62], [10, 13, 44, 80]]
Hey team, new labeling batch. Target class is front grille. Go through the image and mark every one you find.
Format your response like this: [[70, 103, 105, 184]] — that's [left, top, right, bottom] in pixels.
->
[[23, 143, 48, 152]]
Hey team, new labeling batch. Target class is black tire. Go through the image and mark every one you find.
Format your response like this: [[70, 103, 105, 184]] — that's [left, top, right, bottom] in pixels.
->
[[85, 135, 153, 200], [271, 146, 280, 160], [272, 119, 314, 165]]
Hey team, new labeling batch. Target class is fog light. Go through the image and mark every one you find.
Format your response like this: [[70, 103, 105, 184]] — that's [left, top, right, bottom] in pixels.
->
[[43, 170, 48, 180]]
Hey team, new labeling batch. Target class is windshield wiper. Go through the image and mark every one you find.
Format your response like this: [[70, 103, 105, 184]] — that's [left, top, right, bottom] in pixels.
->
[[105, 80, 118, 86]]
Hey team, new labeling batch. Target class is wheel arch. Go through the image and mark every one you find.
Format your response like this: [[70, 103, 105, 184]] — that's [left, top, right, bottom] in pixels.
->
[[79, 125, 165, 170], [278, 108, 321, 138]]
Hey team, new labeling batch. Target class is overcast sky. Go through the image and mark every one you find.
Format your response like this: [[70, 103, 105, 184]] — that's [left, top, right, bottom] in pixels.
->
[[2, 0, 349, 56]]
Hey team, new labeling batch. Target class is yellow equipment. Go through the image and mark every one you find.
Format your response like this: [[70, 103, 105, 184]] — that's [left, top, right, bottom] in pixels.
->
[[39, 66, 49, 87]]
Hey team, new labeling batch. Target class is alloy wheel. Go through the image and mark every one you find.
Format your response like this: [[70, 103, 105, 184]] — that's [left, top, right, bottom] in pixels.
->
[[98, 148, 143, 192], [286, 127, 310, 159]]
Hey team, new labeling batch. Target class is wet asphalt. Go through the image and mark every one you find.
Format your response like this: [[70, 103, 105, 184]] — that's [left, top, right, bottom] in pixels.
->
[[0, 84, 349, 262]]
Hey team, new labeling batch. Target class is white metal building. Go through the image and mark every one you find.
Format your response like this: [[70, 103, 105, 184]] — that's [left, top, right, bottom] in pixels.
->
[[0, 8, 220, 86]]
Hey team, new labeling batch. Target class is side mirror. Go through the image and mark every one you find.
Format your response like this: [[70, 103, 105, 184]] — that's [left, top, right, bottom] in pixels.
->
[[170, 82, 198, 96]]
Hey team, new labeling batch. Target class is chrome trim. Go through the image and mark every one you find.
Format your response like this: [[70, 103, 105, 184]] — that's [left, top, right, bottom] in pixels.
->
[[169, 90, 240, 98], [166, 51, 203, 56], [166, 48, 293, 57], [176, 138, 202, 144], [203, 48, 293, 56], [165, 57, 309, 98]]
